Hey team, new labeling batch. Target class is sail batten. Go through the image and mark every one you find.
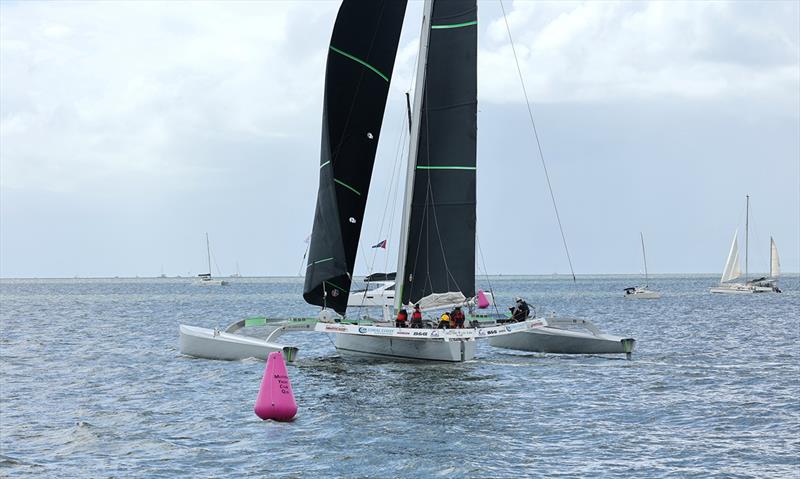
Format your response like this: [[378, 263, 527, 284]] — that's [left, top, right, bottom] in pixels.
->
[[303, 0, 408, 314], [328, 46, 390, 82]]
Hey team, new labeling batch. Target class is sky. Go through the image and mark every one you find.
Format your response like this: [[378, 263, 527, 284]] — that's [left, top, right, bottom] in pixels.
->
[[1, 0, 798, 278]]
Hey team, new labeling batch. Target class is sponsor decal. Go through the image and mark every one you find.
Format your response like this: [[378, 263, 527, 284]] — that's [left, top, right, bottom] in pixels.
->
[[359, 327, 394, 336], [396, 331, 410, 335], [412, 331, 429, 337], [478, 329, 487, 336], [325, 326, 347, 332], [430, 331, 440, 338], [505, 326, 512, 332]]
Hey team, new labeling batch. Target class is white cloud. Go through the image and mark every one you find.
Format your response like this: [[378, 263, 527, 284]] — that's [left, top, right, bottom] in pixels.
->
[[0, 0, 797, 193], [0, 1, 337, 192], [479, 0, 799, 104]]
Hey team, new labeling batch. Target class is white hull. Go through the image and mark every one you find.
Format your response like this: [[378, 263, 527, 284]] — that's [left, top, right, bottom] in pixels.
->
[[709, 283, 775, 294], [198, 279, 229, 286], [179, 324, 296, 361], [489, 319, 635, 356], [624, 289, 660, 299], [334, 334, 476, 362]]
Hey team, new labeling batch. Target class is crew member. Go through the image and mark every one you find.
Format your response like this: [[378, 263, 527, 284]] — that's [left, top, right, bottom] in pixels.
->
[[410, 304, 423, 328], [452, 306, 465, 329], [396, 308, 408, 328], [438, 311, 451, 329], [511, 297, 530, 322]]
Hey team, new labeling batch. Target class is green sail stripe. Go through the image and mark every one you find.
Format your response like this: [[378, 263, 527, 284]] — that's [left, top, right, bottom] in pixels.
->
[[320, 160, 331, 168], [431, 21, 477, 30], [244, 317, 268, 327], [416, 165, 476, 170], [307, 257, 335, 268], [329, 46, 389, 82], [334, 179, 361, 195], [324, 280, 346, 292]]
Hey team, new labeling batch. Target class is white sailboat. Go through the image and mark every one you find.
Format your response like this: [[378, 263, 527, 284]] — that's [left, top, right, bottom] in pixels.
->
[[624, 232, 660, 299], [710, 196, 781, 294], [197, 233, 229, 286]]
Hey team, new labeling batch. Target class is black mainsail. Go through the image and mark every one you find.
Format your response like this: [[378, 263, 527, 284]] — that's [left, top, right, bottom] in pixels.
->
[[303, 0, 408, 314], [399, 0, 478, 306]]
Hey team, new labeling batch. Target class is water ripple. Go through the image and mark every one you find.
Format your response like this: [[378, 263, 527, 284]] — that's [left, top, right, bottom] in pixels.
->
[[1, 275, 798, 477]]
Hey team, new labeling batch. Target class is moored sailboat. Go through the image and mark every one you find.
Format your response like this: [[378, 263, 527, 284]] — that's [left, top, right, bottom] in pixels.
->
[[197, 233, 228, 286], [710, 196, 781, 294], [624, 232, 660, 299]]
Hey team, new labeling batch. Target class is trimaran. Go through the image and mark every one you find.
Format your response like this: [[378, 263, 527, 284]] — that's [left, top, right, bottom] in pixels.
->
[[179, 0, 635, 363]]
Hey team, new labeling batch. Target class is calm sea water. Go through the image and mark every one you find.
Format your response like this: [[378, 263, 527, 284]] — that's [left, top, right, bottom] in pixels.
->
[[1, 275, 798, 478]]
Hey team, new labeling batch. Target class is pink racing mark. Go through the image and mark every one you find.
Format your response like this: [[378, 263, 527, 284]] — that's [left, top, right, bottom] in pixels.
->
[[254, 351, 297, 422]]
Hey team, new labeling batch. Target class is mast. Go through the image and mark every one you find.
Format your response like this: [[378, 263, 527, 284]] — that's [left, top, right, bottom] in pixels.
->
[[395, 0, 434, 311], [745, 195, 749, 282], [640, 232, 648, 287], [206, 233, 212, 276]]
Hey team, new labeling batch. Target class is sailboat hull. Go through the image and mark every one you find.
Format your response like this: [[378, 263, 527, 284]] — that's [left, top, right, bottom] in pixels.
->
[[624, 290, 660, 299], [709, 284, 774, 294], [334, 334, 476, 362], [179, 325, 296, 361], [489, 326, 634, 355]]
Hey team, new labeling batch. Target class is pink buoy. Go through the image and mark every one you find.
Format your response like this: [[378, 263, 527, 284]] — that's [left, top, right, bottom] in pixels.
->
[[477, 290, 490, 309], [254, 351, 297, 422]]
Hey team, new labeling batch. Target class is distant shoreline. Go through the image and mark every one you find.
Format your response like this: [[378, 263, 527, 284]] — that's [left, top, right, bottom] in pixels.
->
[[1, 273, 798, 281]]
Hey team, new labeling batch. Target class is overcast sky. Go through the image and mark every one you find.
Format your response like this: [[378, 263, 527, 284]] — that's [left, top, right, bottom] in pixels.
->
[[1, 0, 798, 278]]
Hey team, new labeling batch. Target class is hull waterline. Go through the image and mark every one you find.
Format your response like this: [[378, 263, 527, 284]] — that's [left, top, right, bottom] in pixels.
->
[[334, 334, 476, 362], [489, 326, 635, 356]]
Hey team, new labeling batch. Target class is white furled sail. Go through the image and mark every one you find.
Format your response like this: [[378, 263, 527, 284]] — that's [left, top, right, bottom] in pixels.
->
[[415, 292, 467, 311], [770, 236, 780, 278], [720, 231, 741, 283]]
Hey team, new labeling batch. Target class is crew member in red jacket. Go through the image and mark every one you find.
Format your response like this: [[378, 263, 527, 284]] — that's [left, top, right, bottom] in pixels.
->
[[410, 304, 423, 328]]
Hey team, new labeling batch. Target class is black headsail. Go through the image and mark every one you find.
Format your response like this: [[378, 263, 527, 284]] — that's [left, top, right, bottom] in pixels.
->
[[303, 0, 408, 315], [400, 0, 477, 306]]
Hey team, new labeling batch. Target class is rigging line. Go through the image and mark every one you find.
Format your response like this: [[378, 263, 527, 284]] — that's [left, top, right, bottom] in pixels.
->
[[298, 239, 310, 277], [419, 71, 463, 297], [476, 233, 501, 316], [366, 107, 409, 277], [384, 120, 409, 274], [372, 115, 407, 273], [499, 0, 576, 283], [426, 175, 463, 294], [209, 246, 224, 277]]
